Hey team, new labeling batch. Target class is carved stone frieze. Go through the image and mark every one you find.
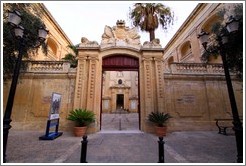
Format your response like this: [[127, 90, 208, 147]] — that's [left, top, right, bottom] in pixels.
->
[[76, 63, 84, 99], [144, 61, 152, 98], [100, 20, 141, 49], [89, 63, 96, 98]]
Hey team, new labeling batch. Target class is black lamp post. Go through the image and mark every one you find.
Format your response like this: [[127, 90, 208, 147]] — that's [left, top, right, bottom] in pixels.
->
[[3, 10, 48, 163], [197, 16, 243, 163]]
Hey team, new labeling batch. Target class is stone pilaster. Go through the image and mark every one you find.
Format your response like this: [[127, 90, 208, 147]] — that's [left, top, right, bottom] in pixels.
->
[[73, 47, 100, 132], [140, 48, 165, 132], [73, 56, 88, 109]]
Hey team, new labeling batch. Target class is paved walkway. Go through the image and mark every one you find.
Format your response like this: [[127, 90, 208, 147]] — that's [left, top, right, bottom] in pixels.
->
[[5, 130, 239, 164], [3, 113, 240, 164]]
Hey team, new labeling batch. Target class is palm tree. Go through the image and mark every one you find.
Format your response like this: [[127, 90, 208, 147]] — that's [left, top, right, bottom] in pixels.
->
[[62, 44, 78, 68], [129, 3, 174, 41]]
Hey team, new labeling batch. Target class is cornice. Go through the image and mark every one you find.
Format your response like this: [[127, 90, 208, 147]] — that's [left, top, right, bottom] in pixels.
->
[[36, 3, 73, 45]]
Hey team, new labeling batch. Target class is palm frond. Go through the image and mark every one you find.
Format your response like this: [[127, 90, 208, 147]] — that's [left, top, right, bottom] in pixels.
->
[[67, 108, 95, 127]]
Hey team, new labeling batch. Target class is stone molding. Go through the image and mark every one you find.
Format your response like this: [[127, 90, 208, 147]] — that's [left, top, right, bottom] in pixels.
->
[[23, 60, 75, 73], [165, 63, 225, 75]]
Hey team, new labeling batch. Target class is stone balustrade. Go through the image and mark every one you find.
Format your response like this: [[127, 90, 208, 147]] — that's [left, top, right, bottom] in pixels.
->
[[165, 63, 225, 75], [23, 61, 73, 73], [23, 61, 227, 75]]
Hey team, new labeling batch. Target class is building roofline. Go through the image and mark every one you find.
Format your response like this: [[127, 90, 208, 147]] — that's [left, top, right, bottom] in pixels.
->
[[38, 3, 73, 45], [163, 3, 205, 51]]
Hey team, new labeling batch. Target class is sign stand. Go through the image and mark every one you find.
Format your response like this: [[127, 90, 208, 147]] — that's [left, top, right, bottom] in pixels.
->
[[39, 92, 63, 140], [39, 118, 63, 140]]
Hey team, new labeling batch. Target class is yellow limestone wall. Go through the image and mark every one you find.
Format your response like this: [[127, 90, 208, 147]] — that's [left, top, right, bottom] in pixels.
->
[[3, 63, 76, 132], [3, 61, 243, 134], [164, 74, 243, 132]]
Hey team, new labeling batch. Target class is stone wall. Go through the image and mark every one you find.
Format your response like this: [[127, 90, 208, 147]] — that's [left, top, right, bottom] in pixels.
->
[[3, 61, 243, 133], [3, 61, 76, 131], [164, 63, 243, 132]]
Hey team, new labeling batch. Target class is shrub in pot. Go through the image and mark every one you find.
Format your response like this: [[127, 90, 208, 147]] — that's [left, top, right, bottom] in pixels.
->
[[67, 108, 95, 137], [148, 111, 172, 137]]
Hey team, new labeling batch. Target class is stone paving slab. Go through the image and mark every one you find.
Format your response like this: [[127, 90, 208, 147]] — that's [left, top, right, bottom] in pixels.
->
[[4, 130, 239, 164]]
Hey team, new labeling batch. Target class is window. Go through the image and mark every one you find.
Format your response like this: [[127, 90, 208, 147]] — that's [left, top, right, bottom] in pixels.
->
[[118, 79, 123, 84]]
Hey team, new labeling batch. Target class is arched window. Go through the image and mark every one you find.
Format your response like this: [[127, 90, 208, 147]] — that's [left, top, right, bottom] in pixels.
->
[[47, 38, 58, 59], [200, 14, 223, 63], [167, 56, 174, 66], [201, 14, 221, 33], [180, 41, 192, 62], [118, 79, 123, 84]]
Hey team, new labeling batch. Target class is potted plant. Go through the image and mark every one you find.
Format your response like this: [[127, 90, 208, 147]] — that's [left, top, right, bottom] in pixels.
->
[[148, 111, 172, 137], [67, 108, 95, 137]]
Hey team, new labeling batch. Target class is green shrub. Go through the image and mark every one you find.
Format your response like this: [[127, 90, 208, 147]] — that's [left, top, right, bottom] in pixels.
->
[[148, 111, 172, 127], [67, 108, 95, 127]]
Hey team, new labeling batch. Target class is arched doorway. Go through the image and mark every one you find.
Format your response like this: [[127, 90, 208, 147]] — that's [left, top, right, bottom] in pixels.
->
[[74, 45, 164, 134], [101, 55, 140, 132]]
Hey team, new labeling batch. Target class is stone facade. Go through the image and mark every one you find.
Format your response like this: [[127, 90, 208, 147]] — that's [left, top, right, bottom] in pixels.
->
[[3, 3, 74, 131], [31, 4, 73, 61], [162, 3, 243, 131], [3, 3, 243, 134], [3, 61, 76, 131]]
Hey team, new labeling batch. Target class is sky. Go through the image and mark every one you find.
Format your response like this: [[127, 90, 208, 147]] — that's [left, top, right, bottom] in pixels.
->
[[43, 1, 199, 47]]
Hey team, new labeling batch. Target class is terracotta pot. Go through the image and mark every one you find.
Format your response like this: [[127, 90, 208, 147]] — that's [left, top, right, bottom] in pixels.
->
[[74, 126, 87, 137], [155, 126, 167, 137]]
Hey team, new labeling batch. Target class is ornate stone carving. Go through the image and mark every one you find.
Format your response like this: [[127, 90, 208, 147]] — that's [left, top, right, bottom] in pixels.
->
[[76, 63, 84, 99], [142, 38, 162, 48], [79, 37, 99, 47], [101, 26, 115, 44], [89, 63, 96, 98], [156, 64, 163, 98], [145, 62, 152, 98], [101, 20, 141, 49]]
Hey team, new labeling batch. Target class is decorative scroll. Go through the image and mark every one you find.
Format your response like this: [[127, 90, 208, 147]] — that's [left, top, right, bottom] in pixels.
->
[[156, 63, 163, 98], [145, 62, 152, 98], [89, 63, 96, 98], [76, 63, 84, 99]]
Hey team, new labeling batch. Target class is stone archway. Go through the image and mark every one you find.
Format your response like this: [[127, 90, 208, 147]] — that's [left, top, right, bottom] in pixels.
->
[[73, 45, 165, 134], [73, 20, 165, 134], [101, 54, 140, 131]]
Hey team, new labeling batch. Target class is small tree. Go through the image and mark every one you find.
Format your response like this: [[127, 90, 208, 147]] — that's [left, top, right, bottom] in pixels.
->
[[129, 3, 174, 41], [62, 44, 78, 68], [3, 3, 48, 80]]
